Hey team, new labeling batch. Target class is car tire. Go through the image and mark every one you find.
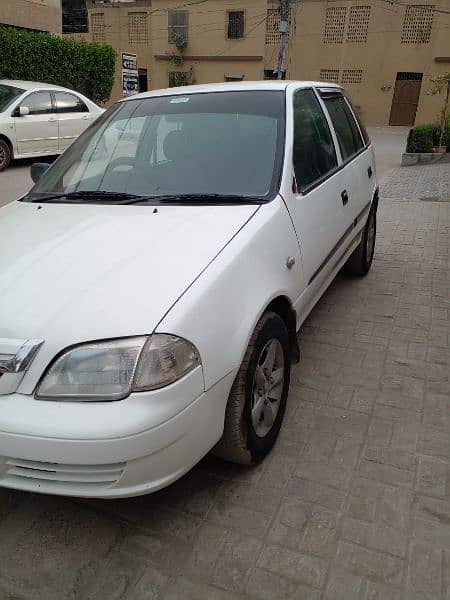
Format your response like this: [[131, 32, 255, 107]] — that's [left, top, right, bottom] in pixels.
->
[[0, 139, 11, 172], [213, 311, 291, 465], [344, 205, 377, 276]]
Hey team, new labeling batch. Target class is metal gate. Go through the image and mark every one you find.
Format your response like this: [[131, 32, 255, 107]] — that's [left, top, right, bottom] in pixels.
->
[[389, 72, 423, 126]]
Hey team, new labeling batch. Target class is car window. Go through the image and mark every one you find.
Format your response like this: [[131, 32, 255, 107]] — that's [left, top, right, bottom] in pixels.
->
[[345, 96, 370, 146], [293, 89, 338, 192], [31, 91, 286, 201], [0, 84, 25, 112], [21, 92, 53, 115], [323, 94, 364, 160], [55, 92, 89, 114]]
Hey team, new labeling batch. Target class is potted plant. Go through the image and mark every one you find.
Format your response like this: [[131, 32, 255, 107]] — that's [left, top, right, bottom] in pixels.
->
[[430, 73, 450, 153]]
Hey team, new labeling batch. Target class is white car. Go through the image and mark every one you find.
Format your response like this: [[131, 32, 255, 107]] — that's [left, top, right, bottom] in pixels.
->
[[0, 80, 103, 171], [0, 81, 377, 498]]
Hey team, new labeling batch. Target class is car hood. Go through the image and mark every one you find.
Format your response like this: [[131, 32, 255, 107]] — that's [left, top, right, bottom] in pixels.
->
[[0, 200, 258, 389]]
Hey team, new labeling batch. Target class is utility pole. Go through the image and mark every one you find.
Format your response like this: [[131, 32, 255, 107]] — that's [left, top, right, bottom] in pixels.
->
[[276, 0, 290, 80]]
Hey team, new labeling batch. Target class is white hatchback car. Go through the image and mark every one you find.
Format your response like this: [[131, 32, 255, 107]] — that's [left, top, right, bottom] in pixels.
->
[[0, 81, 378, 498], [0, 80, 103, 171]]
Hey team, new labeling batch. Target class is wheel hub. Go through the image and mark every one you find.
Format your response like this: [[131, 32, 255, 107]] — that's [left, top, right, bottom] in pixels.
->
[[251, 338, 285, 438]]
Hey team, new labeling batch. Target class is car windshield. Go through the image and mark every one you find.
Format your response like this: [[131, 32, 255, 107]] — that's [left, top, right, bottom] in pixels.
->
[[0, 84, 25, 112], [28, 90, 285, 203]]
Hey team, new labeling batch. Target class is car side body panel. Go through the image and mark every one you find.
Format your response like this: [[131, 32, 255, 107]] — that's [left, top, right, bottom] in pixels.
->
[[156, 196, 304, 392]]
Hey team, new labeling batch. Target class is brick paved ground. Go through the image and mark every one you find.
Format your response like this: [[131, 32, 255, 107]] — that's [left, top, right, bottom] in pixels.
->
[[0, 163, 449, 600]]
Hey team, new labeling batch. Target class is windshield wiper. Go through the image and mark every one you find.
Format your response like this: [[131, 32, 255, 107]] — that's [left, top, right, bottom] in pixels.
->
[[121, 193, 264, 205], [28, 191, 141, 203]]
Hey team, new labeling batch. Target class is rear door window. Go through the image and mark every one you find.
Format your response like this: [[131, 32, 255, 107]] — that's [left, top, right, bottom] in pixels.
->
[[55, 92, 88, 114], [323, 94, 364, 160], [293, 89, 338, 191]]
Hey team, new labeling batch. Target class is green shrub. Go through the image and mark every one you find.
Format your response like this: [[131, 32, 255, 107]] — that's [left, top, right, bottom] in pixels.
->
[[0, 26, 116, 104], [406, 124, 436, 153], [406, 122, 450, 152]]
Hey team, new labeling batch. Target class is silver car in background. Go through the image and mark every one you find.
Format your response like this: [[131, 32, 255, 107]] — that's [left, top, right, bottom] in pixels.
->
[[0, 80, 104, 171]]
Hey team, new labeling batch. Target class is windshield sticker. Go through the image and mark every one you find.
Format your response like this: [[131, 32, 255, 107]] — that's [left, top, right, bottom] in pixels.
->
[[170, 97, 190, 104]]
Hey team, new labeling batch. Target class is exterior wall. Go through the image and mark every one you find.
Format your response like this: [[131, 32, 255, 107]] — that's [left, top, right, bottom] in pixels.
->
[[0, 0, 62, 33], [284, 0, 450, 126], [82, 0, 449, 125], [86, 0, 266, 104]]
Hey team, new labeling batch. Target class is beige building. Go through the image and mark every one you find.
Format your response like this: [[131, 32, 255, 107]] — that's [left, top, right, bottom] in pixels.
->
[[0, 0, 62, 33], [287, 0, 450, 125], [83, 0, 449, 126]]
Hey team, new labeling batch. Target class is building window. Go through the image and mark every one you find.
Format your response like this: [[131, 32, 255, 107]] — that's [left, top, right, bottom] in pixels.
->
[[346, 6, 370, 43], [91, 13, 105, 42], [128, 12, 148, 45], [169, 71, 188, 87], [323, 7, 347, 44], [227, 11, 245, 39], [320, 69, 340, 83], [266, 8, 281, 45], [401, 5, 434, 43], [168, 10, 189, 45], [342, 69, 363, 84]]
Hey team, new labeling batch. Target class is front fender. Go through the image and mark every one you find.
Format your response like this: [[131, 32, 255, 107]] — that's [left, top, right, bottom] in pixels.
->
[[156, 197, 304, 392]]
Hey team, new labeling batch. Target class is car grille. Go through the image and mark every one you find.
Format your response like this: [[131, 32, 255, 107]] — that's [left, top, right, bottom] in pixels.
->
[[2, 457, 126, 492]]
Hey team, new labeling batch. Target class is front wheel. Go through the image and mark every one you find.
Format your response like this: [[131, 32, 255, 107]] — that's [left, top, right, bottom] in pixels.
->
[[213, 311, 291, 465], [0, 139, 11, 172], [344, 206, 377, 276]]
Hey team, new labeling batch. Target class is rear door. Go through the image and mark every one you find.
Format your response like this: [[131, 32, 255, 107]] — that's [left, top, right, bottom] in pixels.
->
[[14, 91, 58, 155], [321, 91, 374, 238], [54, 91, 93, 152], [283, 87, 348, 288]]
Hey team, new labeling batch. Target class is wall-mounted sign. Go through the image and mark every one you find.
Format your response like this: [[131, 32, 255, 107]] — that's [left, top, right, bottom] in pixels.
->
[[122, 52, 137, 72], [121, 52, 138, 97], [122, 73, 139, 97]]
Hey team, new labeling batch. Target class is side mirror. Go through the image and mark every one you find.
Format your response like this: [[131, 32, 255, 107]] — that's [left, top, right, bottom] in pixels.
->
[[19, 106, 30, 117], [31, 162, 50, 183]]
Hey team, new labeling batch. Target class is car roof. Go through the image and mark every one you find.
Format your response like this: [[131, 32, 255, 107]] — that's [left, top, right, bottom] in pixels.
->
[[121, 80, 342, 102], [0, 80, 72, 92]]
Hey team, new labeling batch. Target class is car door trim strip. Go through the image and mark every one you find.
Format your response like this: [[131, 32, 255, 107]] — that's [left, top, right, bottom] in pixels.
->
[[308, 200, 371, 285]]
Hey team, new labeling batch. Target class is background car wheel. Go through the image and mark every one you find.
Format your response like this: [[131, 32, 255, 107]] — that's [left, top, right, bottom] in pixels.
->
[[0, 139, 11, 172], [213, 311, 291, 465], [344, 206, 377, 276]]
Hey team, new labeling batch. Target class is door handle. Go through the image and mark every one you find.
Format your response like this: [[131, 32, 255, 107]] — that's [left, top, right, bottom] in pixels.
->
[[48, 117, 56, 122], [82, 115, 90, 120], [341, 190, 349, 206], [367, 166, 373, 178]]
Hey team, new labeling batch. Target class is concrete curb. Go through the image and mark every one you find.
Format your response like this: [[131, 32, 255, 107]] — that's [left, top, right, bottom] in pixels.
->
[[402, 152, 450, 166]]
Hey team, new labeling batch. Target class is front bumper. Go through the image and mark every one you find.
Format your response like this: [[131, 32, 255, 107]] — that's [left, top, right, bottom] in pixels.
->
[[0, 369, 234, 498]]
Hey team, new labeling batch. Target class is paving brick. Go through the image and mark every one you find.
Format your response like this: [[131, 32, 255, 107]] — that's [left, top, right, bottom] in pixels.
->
[[416, 457, 450, 499], [212, 532, 262, 593], [257, 544, 327, 589], [407, 543, 442, 599], [286, 478, 346, 512], [341, 517, 407, 557], [164, 577, 241, 600], [336, 542, 403, 584], [245, 568, 312, 600], [325, 567, 366, 600]]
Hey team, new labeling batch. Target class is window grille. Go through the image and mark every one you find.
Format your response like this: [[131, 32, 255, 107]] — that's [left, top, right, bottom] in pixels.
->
[[401, 5, 434, 43], [342, 69, 363, 84], [320, 69, 340, 83], [228, 11, 245, 39], [91, 13, 105, 42], [128, 12, 148, 45], [323, 7, 347, 44], [347, 6, 370, 43]]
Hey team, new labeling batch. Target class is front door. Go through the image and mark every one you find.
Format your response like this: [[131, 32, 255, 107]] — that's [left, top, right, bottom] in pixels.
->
[[389, 72, 423, 126], [285, 88, 347, 288], [14, 91, 58, 156], [54, 91, 92, 152]]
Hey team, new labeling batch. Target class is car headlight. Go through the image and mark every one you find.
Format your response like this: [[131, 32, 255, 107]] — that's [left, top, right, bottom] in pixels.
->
[[35, 335, 201, 401]]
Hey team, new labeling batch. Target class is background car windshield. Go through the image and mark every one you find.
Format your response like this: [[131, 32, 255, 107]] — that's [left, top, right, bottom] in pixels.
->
[[31, 91, 285, 200], [0, 84, 25, 112]]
